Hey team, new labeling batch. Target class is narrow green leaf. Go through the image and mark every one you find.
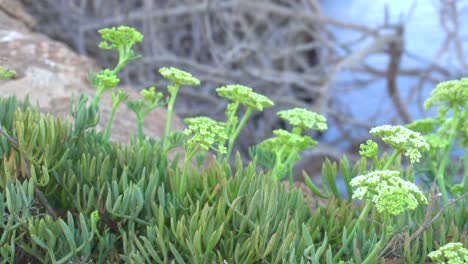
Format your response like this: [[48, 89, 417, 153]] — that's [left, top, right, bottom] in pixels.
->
[[303, 171, 328, 198]]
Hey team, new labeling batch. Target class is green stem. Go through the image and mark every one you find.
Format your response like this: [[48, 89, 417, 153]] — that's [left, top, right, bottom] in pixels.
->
[[225, 107, 253, 162], [164, 86, 179, 153], [136, 114, 144, 143], [464, 149, 468, 193], [383, 150, 400, 170], [112, 48, 127, 75], [284, 152, 297, 186], [436, 107, 460, 204], [271, 146, 285, 180], [92, 88, 105, 107], [103, 103, 118, 142], [362, 224, 388, 264], [180, 146, 199, 199]]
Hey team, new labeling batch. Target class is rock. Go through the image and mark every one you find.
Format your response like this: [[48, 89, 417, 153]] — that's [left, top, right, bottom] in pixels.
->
[[0, 3, 184, 143]]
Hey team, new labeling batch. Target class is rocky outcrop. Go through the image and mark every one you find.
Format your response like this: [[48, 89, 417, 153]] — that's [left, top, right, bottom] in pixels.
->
[[0, 1, 183, 143]]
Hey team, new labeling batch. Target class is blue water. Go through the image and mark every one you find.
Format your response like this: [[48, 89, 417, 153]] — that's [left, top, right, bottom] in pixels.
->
[[320, 0, 468, 144]]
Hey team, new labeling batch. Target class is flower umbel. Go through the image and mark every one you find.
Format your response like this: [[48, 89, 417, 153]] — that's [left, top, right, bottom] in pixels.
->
[[159, 67, 200, 87], [277, 108, 328, 132], [350, 170, 427, 216], [424, 78, 468, 110], [359, 140, 379, 160], [98, 26, 143, 50], [184, 117, 227, 154], [216, 85, 274, 111], [428, 242, 468, 264], [370, 125, 429, 163], [267, 129, 317, 151], [215, 84, 274, 162], [179, 116, 227, 199], [96, 69, 120, 89]]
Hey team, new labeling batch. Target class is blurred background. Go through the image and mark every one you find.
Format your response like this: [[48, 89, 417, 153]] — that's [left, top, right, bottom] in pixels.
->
[[17, 0, 468, 177]]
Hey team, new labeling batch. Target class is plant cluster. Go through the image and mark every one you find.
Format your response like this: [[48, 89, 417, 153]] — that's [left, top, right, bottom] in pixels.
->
[[0, 26, 466, 263]]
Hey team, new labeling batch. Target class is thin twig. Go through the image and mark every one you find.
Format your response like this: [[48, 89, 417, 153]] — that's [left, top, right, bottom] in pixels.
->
[[409, 191, 467, 242]]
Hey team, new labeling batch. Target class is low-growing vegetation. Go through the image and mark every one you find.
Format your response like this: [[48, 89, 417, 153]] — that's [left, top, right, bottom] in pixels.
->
[[0, 26, 466, 263]]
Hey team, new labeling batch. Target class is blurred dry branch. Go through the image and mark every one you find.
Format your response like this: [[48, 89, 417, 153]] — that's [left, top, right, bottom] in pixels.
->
[[18, 0, 468, 176]]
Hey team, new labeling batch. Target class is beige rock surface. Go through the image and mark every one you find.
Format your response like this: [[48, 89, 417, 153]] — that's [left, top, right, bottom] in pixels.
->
[[0, 3, 184, 143]]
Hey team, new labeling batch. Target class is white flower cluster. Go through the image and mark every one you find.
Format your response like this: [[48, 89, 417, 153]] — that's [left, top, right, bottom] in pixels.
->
[[350, 170, 427, 216], [370, 125, 430, 163]]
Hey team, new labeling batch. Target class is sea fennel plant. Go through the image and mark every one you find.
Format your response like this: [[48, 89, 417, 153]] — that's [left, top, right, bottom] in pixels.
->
[[88, 26, 143, 142], [1, 24, 467, 263], [333, 125, 430, 262], [159, 67, 200, 154], [419, 78, 468, 204], [216, 84, 274, 162], [255, 108, 328, 185], [127, 86, 165, 142]]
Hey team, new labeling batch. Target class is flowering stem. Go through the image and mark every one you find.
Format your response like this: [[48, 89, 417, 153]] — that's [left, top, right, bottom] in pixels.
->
[[436, 107, 460, 204], [164, 85, 179, 153], [112, 48, 127, 75], [180, 146, 199, 199], [383, 150, 400, 170], [92, 88, 105, 107], [225, 107, 253, 162], [284, 153, 297, 186], [464, 151, 468, 193], [362, 224, 388, 264], [103, 103, 118, 142], [136, 114, 144, 143]]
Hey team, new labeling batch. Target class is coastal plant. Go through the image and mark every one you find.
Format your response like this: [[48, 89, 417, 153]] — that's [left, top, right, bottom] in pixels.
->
[[348, 170, 427, 263], [159, 67, 200, 153], [87, 26, 143, 142], [127, 86, 165, 142], [178, 116, 227, 198], [406, 78, 468, 204], [254, 108, 327, 184], [332, 125, 431, 262], [0, 24, 466, 264], [216, 84, 274, 162]]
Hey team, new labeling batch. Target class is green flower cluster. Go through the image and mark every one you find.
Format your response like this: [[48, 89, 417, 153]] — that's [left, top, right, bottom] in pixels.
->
[[98, 26, 143, 50], [370, 125, 429, 163], [184, 117, 227, 154], [261, 129, 316, 154], [277, 108, 328, 132], [424, 78, 468, 110], [359, 140, 379, 160], [159, 67, 200, 87], [350, 170, 427, 216], [215, 84, 274, 162], [96, 69, 120, 89], [428, 242, 468, 264], [217, 85, 274, 111], [257, 108, 326, 183]]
